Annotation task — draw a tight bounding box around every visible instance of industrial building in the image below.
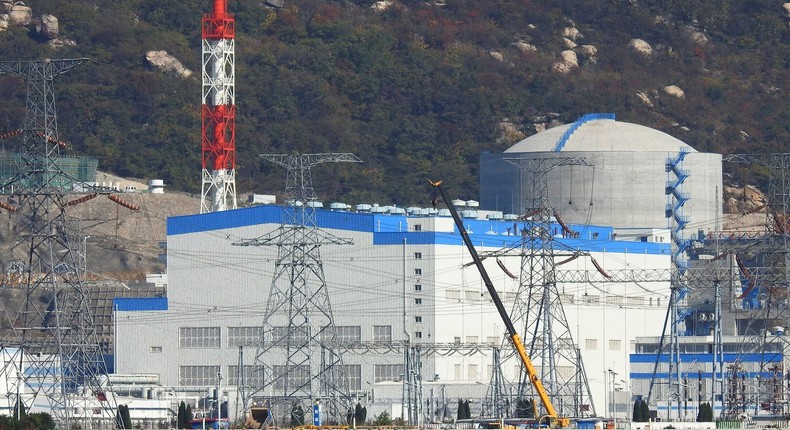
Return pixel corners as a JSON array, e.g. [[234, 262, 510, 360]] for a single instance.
[[115, 203, 673, 422]]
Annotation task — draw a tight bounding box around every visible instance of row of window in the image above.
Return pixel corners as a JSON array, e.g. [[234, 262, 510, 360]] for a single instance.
[[177, 325, 394, 349], [584, 338, 633, 351], [178, 363, 403, 388]]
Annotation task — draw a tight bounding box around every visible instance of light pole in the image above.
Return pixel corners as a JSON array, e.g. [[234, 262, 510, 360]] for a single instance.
[[608, 369, 618, 422], [83, 235, 90, 273]]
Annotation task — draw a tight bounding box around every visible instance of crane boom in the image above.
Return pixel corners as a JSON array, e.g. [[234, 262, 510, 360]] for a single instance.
[[429, 179, 570, 428]]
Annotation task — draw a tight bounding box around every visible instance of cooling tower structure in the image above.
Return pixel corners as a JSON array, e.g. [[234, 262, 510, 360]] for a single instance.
[[480, 114, 722, 232]]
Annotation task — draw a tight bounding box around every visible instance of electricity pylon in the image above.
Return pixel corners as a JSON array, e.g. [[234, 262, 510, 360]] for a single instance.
[[504, 156, 596, 418], [0, 59, 119, 428], [235, 153, 361, 424]]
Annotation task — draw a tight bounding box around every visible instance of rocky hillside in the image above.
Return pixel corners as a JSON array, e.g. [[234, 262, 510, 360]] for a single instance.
[[0, 0, 788, 206]]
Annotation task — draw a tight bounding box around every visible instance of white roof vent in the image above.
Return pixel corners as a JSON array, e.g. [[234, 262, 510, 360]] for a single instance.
[[503, 214, 519, 221], [437, 209, 452, 217], [451, 199, 466, 208], [307, 201, 324, 208], [356, 204, 372, 212], [148, 179, 165, 194], [465, 200, 479, 208], [330, 202, 348, 211]]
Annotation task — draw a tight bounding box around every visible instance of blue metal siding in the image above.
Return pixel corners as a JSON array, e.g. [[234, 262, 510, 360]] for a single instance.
[[630, 353, 781, 363], [167, 206, 670, 255], [114, 297, 168, 311]]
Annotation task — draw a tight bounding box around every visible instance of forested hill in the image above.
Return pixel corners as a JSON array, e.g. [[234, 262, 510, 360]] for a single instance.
[[0, 0, 787, 206]]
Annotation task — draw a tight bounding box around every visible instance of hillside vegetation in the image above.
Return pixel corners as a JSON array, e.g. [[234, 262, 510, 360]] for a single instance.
[[0, 0, 787, 205]]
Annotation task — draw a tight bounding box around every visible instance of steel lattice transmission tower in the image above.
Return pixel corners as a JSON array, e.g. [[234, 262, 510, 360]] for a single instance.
[[504, 156, 596, 419], [235, 153, 361, 424], [721, 153, 790, 417], [0, 59, 118, 427]]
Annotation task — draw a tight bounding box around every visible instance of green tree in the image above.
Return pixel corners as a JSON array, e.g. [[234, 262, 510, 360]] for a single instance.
[[515, 398, 534, 418], [185, 403, 193, 424], [372, 410, 392, 426], [116, 404, 132, 429], [697, 402, 713, 422], [640, 400, 650, 422], [177, 401, 186, 429], [354, 403, 366, 425], [291, 403, 305, 427], [632, 399, 643, 422]]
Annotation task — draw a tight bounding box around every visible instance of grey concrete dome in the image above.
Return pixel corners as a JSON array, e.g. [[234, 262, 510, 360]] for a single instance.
[[480, 114, 722, 231], [505, 117, 694, 153]]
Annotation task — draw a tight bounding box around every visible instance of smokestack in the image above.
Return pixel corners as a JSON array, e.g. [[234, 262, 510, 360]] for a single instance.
[[200, 0, 237, 213]]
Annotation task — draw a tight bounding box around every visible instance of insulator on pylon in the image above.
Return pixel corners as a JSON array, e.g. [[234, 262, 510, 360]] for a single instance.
[[107, 194, 140, 211], [591, 256, 612, 279], [557, 252, 581, 266], [0, 201, 17, 213], [35, 131, 68, 148], [66, 193, 98, 207], [0, 129, 22, 140], [496, 258, 518, 279]]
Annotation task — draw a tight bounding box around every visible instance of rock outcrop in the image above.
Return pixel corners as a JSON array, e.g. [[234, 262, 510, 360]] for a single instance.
[[629, 38, 653, 56], [8, 3, 31, 26], [514, 41, 537, 54], [145, 51, 193, 78], [33, 14, 58, 40], [663, 85, 685, 99]]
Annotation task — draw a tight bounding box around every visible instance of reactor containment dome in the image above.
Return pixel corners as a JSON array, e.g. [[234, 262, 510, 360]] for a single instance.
[[479, 114, 722, 230]]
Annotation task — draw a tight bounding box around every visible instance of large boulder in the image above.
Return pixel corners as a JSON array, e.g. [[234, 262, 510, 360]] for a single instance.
[[514, 41, 537, 54], [145, 51, 193, 78], [635, 91, 654, 108], [33, 14, 58, 40], [628, 38, 653, 56], [552, 50, 579, 74], [784, 3, 790, 18], [0, 14, 8, 32], [663, 85, 685, 99], [562, 27, 583, 41], [8, 3, 31, 26]]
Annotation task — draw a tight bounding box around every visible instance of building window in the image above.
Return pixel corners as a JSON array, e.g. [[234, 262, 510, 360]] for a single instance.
[[228, 326, 261, 348], [150, 346, 162, 353], [373, 325, 392, 342], [447, 290, 461, 300], [179, 327, 221, 349], [415, 298, 422, 305], [465, 290, 479, 301], [466, 336, 479, 343], [585, 338, 598, 350], [414, 284, 422, 291], [414, 268, 422, 275], [272, 365, 309, 390], [374, 364, 404, 382], [414, 252, 422, 259], [321, 326, 361, 343], [342, 364, 362, 391], [486, 336, 499, 345], [454, 336, 461, 344], [414, 224, 422, 232], [227, 365, 265, 387], [454, 364, 462, 380], [467, 364, 478, 381], [179, 365, 220, 386], [609, 339, 622, 351], [415, 331, 422, 338], [271, 326, 308, 343], [415, 316, 422, 323]]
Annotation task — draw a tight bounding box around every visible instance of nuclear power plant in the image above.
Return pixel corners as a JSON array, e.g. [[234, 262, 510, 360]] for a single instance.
[[0, 2, 789, 430]]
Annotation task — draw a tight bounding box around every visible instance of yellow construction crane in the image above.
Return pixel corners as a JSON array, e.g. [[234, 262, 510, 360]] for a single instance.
[[429, 179, 571, 428]]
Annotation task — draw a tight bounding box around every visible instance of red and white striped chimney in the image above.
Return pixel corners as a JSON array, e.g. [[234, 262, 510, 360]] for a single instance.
[[200, 0, 237, 213]]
